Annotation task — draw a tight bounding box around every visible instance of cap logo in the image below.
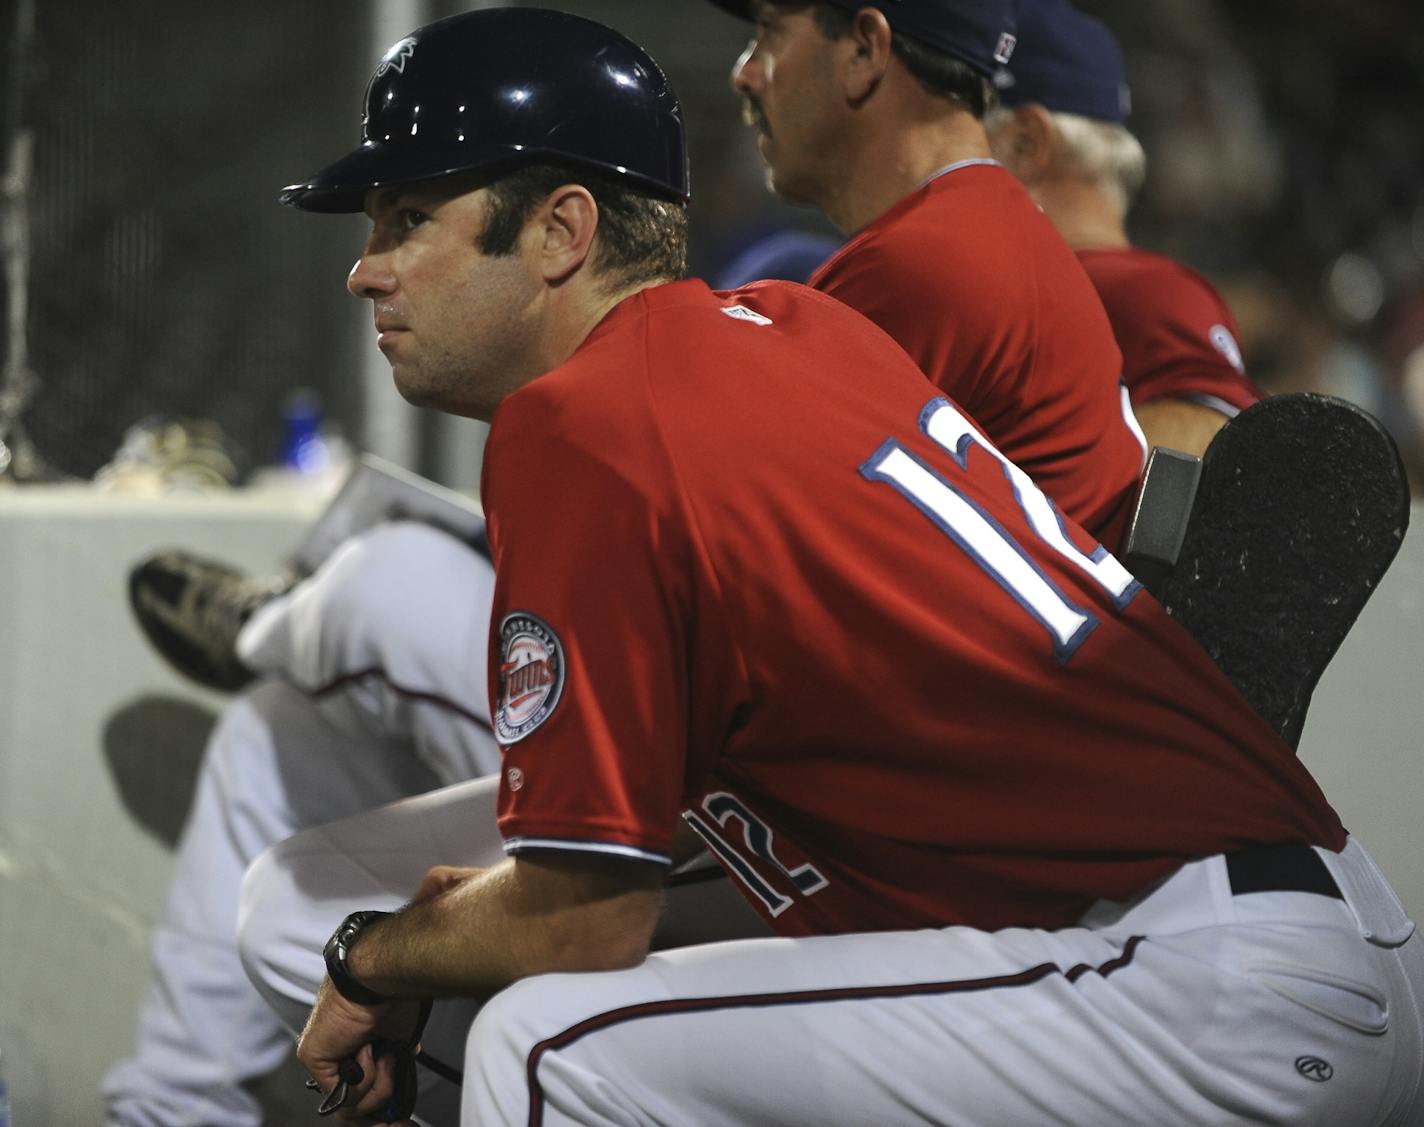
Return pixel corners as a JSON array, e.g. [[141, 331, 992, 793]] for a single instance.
[[994, 33, 1017, 65], [495, 612, 566, 743], [374, 37, 417, 78]]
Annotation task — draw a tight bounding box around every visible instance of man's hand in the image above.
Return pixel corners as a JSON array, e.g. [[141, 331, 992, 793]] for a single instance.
[[297, 977, 425, 1124]]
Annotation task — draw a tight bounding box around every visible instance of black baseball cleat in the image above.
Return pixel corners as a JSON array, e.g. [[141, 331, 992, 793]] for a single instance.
[[128, 550, 294, 692]]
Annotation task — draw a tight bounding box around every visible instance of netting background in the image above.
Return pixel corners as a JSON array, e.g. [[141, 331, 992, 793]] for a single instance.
[[8, 1, 371, 480], [4, 0, 1424, 486]]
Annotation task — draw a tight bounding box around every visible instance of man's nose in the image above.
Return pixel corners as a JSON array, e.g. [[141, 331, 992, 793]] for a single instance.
[[347, 250, 394, 300], [730, 41, 760, 96]]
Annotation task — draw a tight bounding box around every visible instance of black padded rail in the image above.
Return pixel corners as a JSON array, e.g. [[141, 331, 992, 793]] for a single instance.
[[1119, 446, 1203, 596], [1153, 393, 1409, 748]]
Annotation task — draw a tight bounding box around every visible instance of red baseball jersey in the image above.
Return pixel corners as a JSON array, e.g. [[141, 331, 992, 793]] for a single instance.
[[484, 278, 1343, 938], [1078, 246, 1265, 414], [809, 160, 1144, 547]]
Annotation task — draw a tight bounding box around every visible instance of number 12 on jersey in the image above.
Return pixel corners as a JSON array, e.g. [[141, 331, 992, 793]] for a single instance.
[[861, 397, 1139, 663]]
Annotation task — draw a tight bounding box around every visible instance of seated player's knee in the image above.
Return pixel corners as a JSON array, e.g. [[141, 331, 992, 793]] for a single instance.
[[304, 520, 489, 656], [325, 521, 474, 619]]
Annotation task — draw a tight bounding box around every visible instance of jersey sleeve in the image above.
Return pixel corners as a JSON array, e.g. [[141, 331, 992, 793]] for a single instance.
[[1100, 260, 1264, 414], [812, 239, 962, 383], [482, 382, 695, 866]]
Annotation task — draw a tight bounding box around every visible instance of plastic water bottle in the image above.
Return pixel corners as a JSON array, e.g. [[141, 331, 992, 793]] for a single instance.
[[250, 387, 352, 497], [280, 388, 332, 476]]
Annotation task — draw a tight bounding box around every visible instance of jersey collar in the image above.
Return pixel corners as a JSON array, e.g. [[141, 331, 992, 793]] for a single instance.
[[916, 157, 1003, 191]]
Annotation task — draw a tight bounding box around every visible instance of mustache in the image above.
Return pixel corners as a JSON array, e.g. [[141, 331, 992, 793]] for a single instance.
[[741, 97, 772, 137]]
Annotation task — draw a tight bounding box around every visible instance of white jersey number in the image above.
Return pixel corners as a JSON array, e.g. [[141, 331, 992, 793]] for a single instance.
[[860, 397, 1138, 662]]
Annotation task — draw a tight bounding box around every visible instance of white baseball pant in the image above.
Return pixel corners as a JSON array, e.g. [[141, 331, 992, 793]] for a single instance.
[[103, 521, 500, 1127], [239, 776, 1424, 1127]]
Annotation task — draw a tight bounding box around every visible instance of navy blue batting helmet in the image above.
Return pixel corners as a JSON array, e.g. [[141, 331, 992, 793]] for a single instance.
[[280, 7, 690, 212]]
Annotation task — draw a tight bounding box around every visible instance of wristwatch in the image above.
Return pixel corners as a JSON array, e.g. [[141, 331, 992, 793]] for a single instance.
[[323, 910, 391, 1006]]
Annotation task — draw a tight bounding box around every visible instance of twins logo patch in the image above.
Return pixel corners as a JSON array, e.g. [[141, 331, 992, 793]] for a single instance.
[[374, 37, 416, 78], [495, 612, 565, 743]]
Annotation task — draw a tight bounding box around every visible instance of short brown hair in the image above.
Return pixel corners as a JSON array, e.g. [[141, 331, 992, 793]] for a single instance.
[[477, 163, 688, 289]]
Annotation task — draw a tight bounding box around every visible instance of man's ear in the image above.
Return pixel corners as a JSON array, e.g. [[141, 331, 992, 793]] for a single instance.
[[842, 8, 893, 104], [1010, 104, 1058, 183], [530, 184, 599, 284]]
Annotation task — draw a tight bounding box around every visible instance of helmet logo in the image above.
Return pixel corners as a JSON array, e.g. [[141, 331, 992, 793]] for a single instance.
[[375, 37, 417, 78]]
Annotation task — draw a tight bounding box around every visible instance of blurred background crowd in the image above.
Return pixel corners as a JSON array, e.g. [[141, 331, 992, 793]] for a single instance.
[[2, 0, 1422, 493]]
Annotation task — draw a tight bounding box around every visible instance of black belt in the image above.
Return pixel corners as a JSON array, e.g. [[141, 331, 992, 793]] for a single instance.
[[1225, 842, 1342, 899]]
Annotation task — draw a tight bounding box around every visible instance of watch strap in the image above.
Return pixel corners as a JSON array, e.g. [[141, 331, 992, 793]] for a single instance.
[[323, 909, 392, 1006]]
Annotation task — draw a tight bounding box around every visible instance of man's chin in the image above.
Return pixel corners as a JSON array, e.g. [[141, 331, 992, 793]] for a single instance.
[[392, 373, 444, 409], [765, 167, 816, 208]]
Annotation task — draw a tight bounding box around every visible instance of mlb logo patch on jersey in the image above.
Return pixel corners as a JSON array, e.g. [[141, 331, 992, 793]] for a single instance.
[[495, 611, 565, 743], [720, 305, 773, 326]]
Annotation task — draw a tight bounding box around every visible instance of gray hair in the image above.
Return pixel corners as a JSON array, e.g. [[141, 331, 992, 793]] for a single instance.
[[988, 107, 1147, 213]]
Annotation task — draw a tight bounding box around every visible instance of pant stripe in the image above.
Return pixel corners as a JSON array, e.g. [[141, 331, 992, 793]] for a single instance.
[[522, 934, 1146, 1125], [305, 665, 494, 733]]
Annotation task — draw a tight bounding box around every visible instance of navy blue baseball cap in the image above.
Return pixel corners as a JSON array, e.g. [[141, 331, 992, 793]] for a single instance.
[[706, 1, 1018, 80], [992, 0, 1130, 123]]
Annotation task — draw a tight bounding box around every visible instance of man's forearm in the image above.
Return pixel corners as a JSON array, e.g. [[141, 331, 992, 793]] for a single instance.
[[1134, 395, 1231, 459], [346, 853, 664, 999]]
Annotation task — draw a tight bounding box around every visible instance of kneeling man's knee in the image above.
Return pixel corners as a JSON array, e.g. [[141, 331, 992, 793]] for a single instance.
[[463, 976, 579, 1122]]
